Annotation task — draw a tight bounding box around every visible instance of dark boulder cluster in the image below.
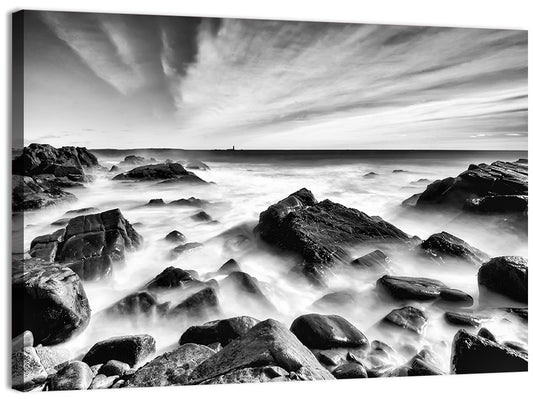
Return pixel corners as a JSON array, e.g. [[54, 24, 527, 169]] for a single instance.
[[12, 143, 99, 211], [28, 208, 143, 280], [113, 163, 208, 185]]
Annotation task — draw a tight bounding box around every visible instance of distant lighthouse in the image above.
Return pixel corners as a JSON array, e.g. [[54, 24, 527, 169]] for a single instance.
[[232, 145, 235, 151]]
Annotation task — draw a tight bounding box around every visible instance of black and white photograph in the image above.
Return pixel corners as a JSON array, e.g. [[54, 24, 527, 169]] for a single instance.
[[10, 6, 528, 393]]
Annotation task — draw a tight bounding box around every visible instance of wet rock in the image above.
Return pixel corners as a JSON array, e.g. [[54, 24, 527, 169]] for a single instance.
[[145, 267, 199, 291], [216, 259, 241, 275], [290, 314, 368, 350], [399, 350, 444, 376], [255, 188, 413, 283], [12, 262, 91, 345], [188, 319, 334, 383], [29, 228, 65, 262], [382, 306, 428, 334], [168, 287, 220, 318], [65, 207, 99, 215], [409, 160, 528, 212], [500, 307, 528, 321], [164, 230, 186, 243], [170, 242, 203, 258], [12, 347, 48, 391], [12, 330, 34, 352], [34, 345, 71, 375], [83, 335, 156, 367], [503, 341, 528, 355], [118, 155, 151, 166], [444, 311, 488, 327], [331, 361, 367, 379], [478, 256, 528, 303], [12, 175, 77, 211], [199, 366, 290, 384], [51, 218, 70, 227], [451, 329, 528, 374], [312, 290, 357, 309], [393, 169, 408, 173], [377, 275, 446, 301], [478, 327, 497, 342], [98, 360, 130, 377], [109, 165, 120, 173], [466, 194, 528, 213], [419, 231, 489, 265], [113, 163, 207, 184], [89, 374, 118, 389], [169, 197, 206, 207], [179, 316, 259, 347], [184, 159, 210, 170], [438, 288, 474, 307], [126, 343, 215, 387], [105, 291, 164, 316], [350, 250, 391, 270], [145, 198, 165, 206], [57, 209, 143, 280], [363, 172, 378, 178], [191, 211, 212, 222], [222, 271, 275, 311], [49, 361, 94, 390]]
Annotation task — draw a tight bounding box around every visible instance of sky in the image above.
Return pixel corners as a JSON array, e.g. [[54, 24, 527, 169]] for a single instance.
[[20, 10, 527, 150]]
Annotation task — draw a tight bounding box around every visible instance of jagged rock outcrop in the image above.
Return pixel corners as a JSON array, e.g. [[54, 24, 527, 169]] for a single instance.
[[419, 231, 489, 266], [113, 163, 207, 184], [478, 256, 528, 303]]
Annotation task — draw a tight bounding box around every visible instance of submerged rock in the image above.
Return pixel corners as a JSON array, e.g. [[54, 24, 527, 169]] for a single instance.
[[451, 329, 528, 374], [188, 319, 334, 383], [179, 316, 259, 347], [184, 159, 210, 170], [145, 198, 165, 206], [105, 291, 164, 316], [331, 361, 368, 379], [221, 271, 275, 311], [170, 242, 203, 258], [478, 256, 528, 303], [164, 230, 186, 243], [395, 350, 444, 376], [12, 262, 91, 345], [382, 306, 428, 334], [438, 288, 474, 307], [49, 361, 94, 391], [290, 314, 368, 350], [444, 311, 488, 327], [191, 211, 213, 222], [312, 290, 357, 309], [113, 163, 207, 184], [254, 188, 413, 283], [350, 249, 391, 270], [145, 267, 199, 291], [169, 197, 206, 207], [419, 231, 489, 266], [377, 275, 446, 301], [126, 343, 215, 387], [82, 335, 156, 367], [168, 287, 220, 318]]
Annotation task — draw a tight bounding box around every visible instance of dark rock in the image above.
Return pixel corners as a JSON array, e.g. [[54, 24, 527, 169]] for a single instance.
[[420, 232, 489, 265], [12, 262, 91, 345], [466, 195, 528, 213], [168, 287, 220, 318], [382, 306, 428, 334], [109, 165, 120, 173], [82, 335, 156, 367], [198, 366, 290, 384], [402, 193, 421, 207], [145, 267, 199, 291], [438, 288, 474, 307], [222, 271, 276, 311], [331, 362, 367, 379], [51, 218, 70, 227], [478, 327, 497, 342], [89, 374, 118, 389], [377, 275, 446, 301], [312, 290, 357, 309], [179, 316, 259, 347], [12, 330, 34, 352], [350, 250, 391, 270], [65, 207, 98, 215], [145, 198, 165, 206], [401, 350, 444, 376], [98, 360, 130, 377], [363, 172, 378, 178], [113, 163, 207, 184], [49, 361, 93, 390], [12, 175, 76, 211], [126, 343, 215, 387], [254, 189, 413, 283], [191, 211, 212, 222], [29, 228, 65, 262], [188, 319, 334, 383], [392, 169, 408, 173], [118, 155, 149, 166], [105, 291, 164, 316], [444, 311, 488, 327], [451, 329, 528, 374], [500, 307, 528, 321], [216, 258, 241, 275], [184, 160, 210, 170], [12, 347, 48, 391], [410, 160, 527, 212], [57, 209, 143, 280], [478, 256, 528, 303], [170, 242, 203, 258], [503, 341, 528, 355], [290, 314, 368, 350], [164, 230, 186, 243], [169, 197, 206, 207]]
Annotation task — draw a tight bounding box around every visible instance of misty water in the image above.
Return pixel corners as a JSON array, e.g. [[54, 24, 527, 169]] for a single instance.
[[21, 150, 528, 373]]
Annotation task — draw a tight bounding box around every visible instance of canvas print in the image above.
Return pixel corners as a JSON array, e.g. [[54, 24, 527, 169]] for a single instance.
[[11, 10, 528, 391]]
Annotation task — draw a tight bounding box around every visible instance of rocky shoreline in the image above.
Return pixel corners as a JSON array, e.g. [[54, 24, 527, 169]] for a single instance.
[[12, 144, 528, 391]]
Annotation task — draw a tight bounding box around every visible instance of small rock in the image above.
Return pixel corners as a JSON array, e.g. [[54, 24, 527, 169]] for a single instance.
[[89, 374, 118, 389], [164, 230, 186, 243], [444, 311, 488, 327], [191, 211, 212, 222], [49, 361, 93, 390], [478, 327, 497, 342], [145, 199, 165, 206], [420, 231, 489, 266], [382, 306, 428, 334], [438, 288, 474, 307], [82, 335, 156, 368], [377, 275, 446, 301], [98, 360, 130, 377], [332, 362, 367, 379], [179, 316, 259, 347]]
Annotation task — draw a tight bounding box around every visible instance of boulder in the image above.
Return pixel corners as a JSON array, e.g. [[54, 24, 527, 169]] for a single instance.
[[221, 271, 275, 311], [466, 195, 528, 213], [312, 290, 357, 309], [82, 335, 156, 367], [169, 197, 206, 207], [113, 163, 207, 184], [191, 211, 212, 222], [12, 175, 76, 211], [350, 249, 391, 270], [179, 316, 259, 347], [109, 165, 120, 173], [419, 232, 489, 266], [184, 160, 210, 170], [478, 327, 497, 342], [478, 256, 528, 303], [254, 189, 413, 282], [164, 230, 186, 243], [12, 262, 91, 345], [408, 160, 527, 212], [65, 207, 99, 215], [145, 198, 165, 206], [12, 347, 48, 391], [290, 314, 368, 350], [170, 242, 203, 258], [105, 291, 165, 316], [377, 275, 446, 301], [49, 361, 94, 390], [29, 228, 65, 262], [199, 366, 290, 384], [145, 267, 199, 291], [438, 288, 474, 307], [444, 311, 488, 327], [56, 209, 143, 280], [188, 319, 334, 383], [168, 287, 220, 318], [382, 306, 428, 334], [126, 344, 215, 387], [451, 329, 528, 374], [98, 360, 130, 377], [331, 362, 368, 379], [397, 350, 444, 376], [118, 155, 150, 166]]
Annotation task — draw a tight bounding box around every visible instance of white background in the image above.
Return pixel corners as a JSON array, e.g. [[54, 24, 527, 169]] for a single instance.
[[1, 0, 531, 397]]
